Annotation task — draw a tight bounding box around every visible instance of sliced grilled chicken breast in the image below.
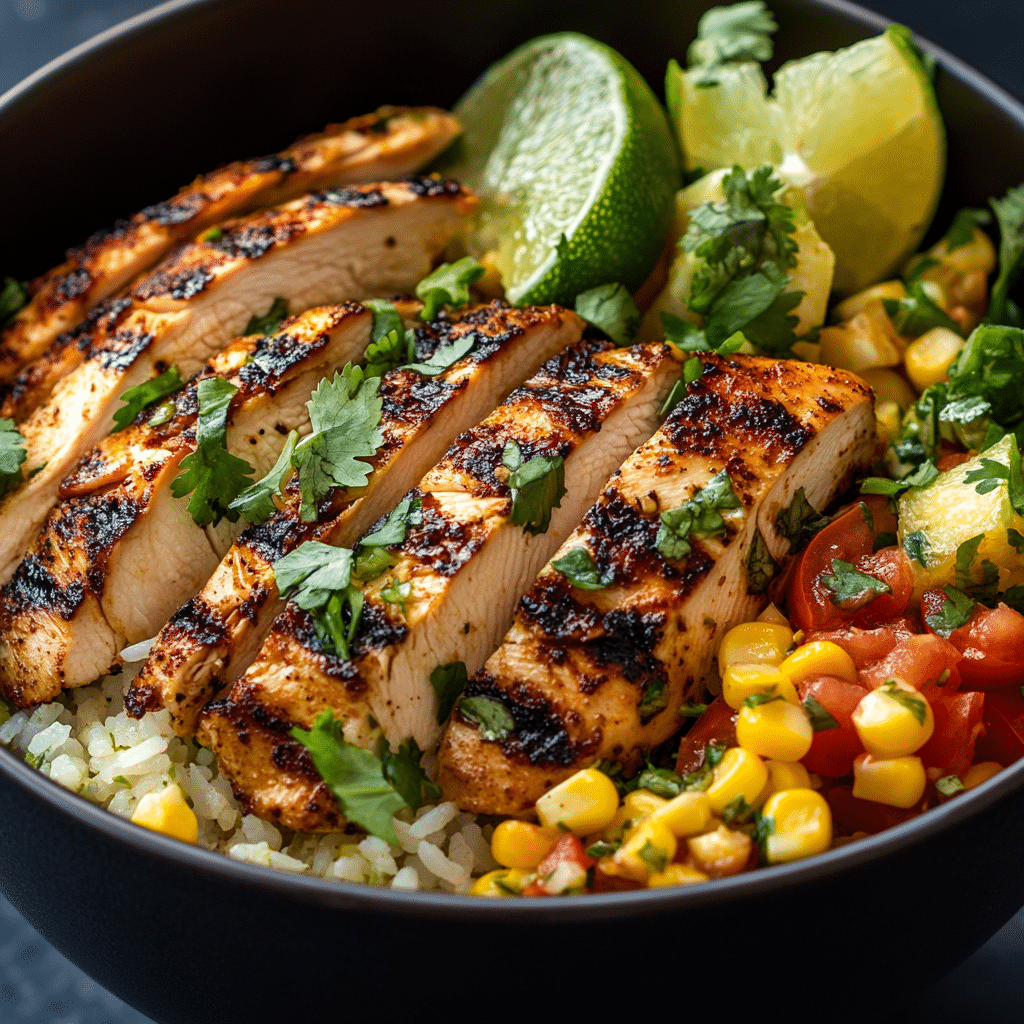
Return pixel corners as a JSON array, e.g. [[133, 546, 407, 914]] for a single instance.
[[129, 302, 586, 736], [436, 354, 875, 816], [0, 179, 474, 583], [0, 305, 377, 709], [198, 342, 682, 831], [0, 107, 459, 386]]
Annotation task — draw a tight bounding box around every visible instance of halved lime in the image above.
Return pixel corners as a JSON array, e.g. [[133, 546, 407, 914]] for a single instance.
[[668, 26, 945, 294], [446, 33, 680, 306]]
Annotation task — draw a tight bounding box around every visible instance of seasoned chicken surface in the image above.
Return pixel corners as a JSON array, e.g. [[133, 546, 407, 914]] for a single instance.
[[0, 179, 475, 583], [128, 302, 585, 736], [0, 305, 376, 709], [197, 341, 682, 831], [0, 107, 460, 388], [435, 354, 875, 816]]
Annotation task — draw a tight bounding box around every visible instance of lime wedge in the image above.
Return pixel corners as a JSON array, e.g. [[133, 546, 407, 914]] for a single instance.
[[446, 33, 680, 306], [668, 26, 945, 294]]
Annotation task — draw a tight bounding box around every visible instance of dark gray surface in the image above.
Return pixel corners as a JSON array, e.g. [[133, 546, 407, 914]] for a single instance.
[[1, 1, 1023, 1022]]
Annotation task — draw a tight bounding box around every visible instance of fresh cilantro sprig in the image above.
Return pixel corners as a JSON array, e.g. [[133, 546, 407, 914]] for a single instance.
[[430, 661, 468, 725], [457, 694, 515, 741], [243, 297, 289, 337], [170, 377, 254, 527], [112, 366, 184, 433], [682, 1, 777, 85], [292, 366, 384, 522], [273, 541, 364, 659], [954, 534, 999, 604], [775, 487, 829, 547], [924, 585, 975, 638], [380, 577, 412, 614], [416, 257, 485, 321], [228, 431, 298, 525], [820, 559, 890, 609], [363, 299, 416, 377], [638, 678, 668, 721], [575, 283, 641, 347], [379, 735, 442, 811], [353, 497, 423, 581], [656, 468, 741, 560], [747, 529, 778, 594], [903, 530, 931, 567], [0, 418, 27, 497], [403, 333, 476, 376], [860, 461, 939, 500], [0, 277, 29, 327], [502, 440, 566, 536], [883, 281, 963, 339], [290, 710, 404, 843], [551, 547, 611, 590]]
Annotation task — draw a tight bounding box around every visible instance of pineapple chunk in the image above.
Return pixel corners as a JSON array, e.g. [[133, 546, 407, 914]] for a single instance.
[[897, 434, 1024, 596]]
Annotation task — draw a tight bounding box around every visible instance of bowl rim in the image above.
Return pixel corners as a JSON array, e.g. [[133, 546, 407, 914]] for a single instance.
[[2, 0, 1024, 923]]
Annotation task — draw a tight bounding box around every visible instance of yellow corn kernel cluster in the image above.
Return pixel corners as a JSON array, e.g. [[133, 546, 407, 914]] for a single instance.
[[718, 621, 793, 671], [130, 783, 198, 844], [736, 698, 813, 762], [853, 753, 927, 808], [722, 664, 800, 710], [761, 788, 832, 864], [470, 868, 531, 898], [852, 682, 934, 759], [779, 640, 858, 686], [491, 820, 558, 869], [535, 766, 619, 833], [706, 746, 769, 813]]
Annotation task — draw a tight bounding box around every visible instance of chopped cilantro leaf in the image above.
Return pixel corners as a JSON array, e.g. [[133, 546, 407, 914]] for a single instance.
[[379, 577, 411, 614], [292, 366, 384, 522], [802, 695, 839, 732], [746, 529, 778, 594], [635, 766, 685, 798], [0, 277, 29, 327], [575, 282, 641, 346], [416, 257, 485, 321], [924, 585, 975, 638], [679, 702, 709, 718], [944, 207, 991, 253], [170, 377, 254, 527], [638, 678, 669, 721], [657, 468, 741, 560], [586, 840, 620, 858], [430, 661, 468, 725], [551, 547, 611, 590], [775, 487, 829, 546], [363, 299, 415, 377], [903, 529, 930, 567], [0, 418, 27, 496], [861, 461, 939, 499], [987, 182, 1024, 326], [821, 559, 890, 609], [147, 401, 176, 428], [502, 440, 566, 536], [637, 839, 669, 872], [880, 682, 928, 726], [402, 332, 476, 377], [742, 692, 783, 708], [722, 793, 753, 824], [1008, 527, 1024, 554], [705, 740, 727, 768], [882, 281, 963, 338], [243, 297, 289, 337], [290, 710, 404, 843], [352, 546, 397, 582], [685, 1, 777, 85], [954, 534, 999, 604], [360, 497, 423, 550], [228, 430, 297, 525], [458, 694, 515, 741], [935, 774, 965, 796], [378, 735, 441, 811], [112, 367, 185, 432]]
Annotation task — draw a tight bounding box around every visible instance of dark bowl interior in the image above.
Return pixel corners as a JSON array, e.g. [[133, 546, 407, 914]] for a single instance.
[[3, 2, 1024, 1022]]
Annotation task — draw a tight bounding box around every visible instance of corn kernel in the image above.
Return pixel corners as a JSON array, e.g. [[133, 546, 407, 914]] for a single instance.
[[819, 300, 903, 373], [687, 824, 752, 877], [610, 818, 678, 882], [779, 640, 859, 686], [761, 788, 833, 864], [469, 868, 531, 897], [490, 820, 559, 869], [130, 783, 198, 844], [535, 767, 620, 834], [764, 759, 813, 794], [650, 791, 712, 838], [736, 698, 813, 762], [833, 281, 907, 321], [936, 227, 997, 276], [904, 326, 965, 393], [647, 863, 710, 888], [718, 622, 794, 671], [875, 400, 904, 445], [852, 753, 927, 808], [706, 746, 769, 814], [858, 368, 917, 410], [622, 788, 668, 822], [599, 803, 633, 843], [852, 682, 934, 759], [963, 761, 1003, 789], [721, 664, 800, 711]]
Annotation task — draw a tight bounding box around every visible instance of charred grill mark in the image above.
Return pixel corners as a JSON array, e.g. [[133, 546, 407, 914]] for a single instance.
[[377, 372, 461, 439], [583, 493, 667, 584], [161, 596, 230, 650], [209, 219, 304, 261], [278, 605, 373, 680], [312, 186, 388, 209], [403, 176, 466, 199], [587, 609, 668, 685], [140, 193, 209, 227], [251, 154, 297, 176], [271, 740, 321, 778], [517, 574, 601, 641], [93, 326, 155, 372], [53, 267, 92, 303], [132, 263, 215, 302], [241, 514, 307, 565], [4, 554, 85, 620], [124, 684, 162, 717], [394, 492, 488, 577], [724, 394, 812, 453]]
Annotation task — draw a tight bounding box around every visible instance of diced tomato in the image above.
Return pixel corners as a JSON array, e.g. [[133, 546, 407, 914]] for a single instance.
[[805, 619, 918, 669], [797, 675, 868, 777], [675, 696, 737, 773], [858, 633, 962, 690], [936, 602, 1024, 690], [917, 688, 985, 779], [974, 687, 1024, 766], [825, 784, 918, 836], [847, 547, 915, 628], [521, 833, 595, 897]]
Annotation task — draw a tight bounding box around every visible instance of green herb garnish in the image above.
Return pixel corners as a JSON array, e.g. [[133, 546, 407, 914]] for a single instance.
[[457, 695, 515, 741], [0, 277, 29, 327], [243, 297, 289, 337], [820, 559, 890, 609], [551, 547, 610, 590], [0, 418, 27, 497], [416, 257, 485, 321], [112, 366, 184, 432], [228, 430, 298, 525], [378, 735, 442, 811], [575, 282, 641, 346], [657, 468, 741, 560], [746, 529, 778, 594], [502, 440, 566, 536], [430, 661, 468, 725]]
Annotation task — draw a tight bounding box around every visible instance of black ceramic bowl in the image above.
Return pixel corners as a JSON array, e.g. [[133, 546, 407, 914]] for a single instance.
[[3, 2, 1024, 1022]]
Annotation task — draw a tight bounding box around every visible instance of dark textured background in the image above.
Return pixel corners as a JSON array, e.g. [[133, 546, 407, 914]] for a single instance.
[[1, 1, 1023, 1022]]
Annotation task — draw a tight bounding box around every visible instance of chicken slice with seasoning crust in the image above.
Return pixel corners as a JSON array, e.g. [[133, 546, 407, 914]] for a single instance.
[[128, 301, 586, 736], [198, 341, 683, 831], [435, 354, 875, 817], [0, 178, 475, 583], [0, 304, 381, 709], [0, 107, 460, 388]]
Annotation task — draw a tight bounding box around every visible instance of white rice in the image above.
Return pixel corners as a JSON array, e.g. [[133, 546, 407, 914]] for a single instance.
[[0, 670, 498, 892]]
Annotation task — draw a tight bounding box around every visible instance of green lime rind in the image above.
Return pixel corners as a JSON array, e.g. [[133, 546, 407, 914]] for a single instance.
[[450, 33, 681, 307]]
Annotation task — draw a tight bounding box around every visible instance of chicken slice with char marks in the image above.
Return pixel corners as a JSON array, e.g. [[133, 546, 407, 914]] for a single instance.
[[0, 178, 475, 583], [435, 354, 875, 817], [0, 304, 380, 709], [198, 341, 683, 831], [128, 301, 585, 736], [0, 106, 460, 389]]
